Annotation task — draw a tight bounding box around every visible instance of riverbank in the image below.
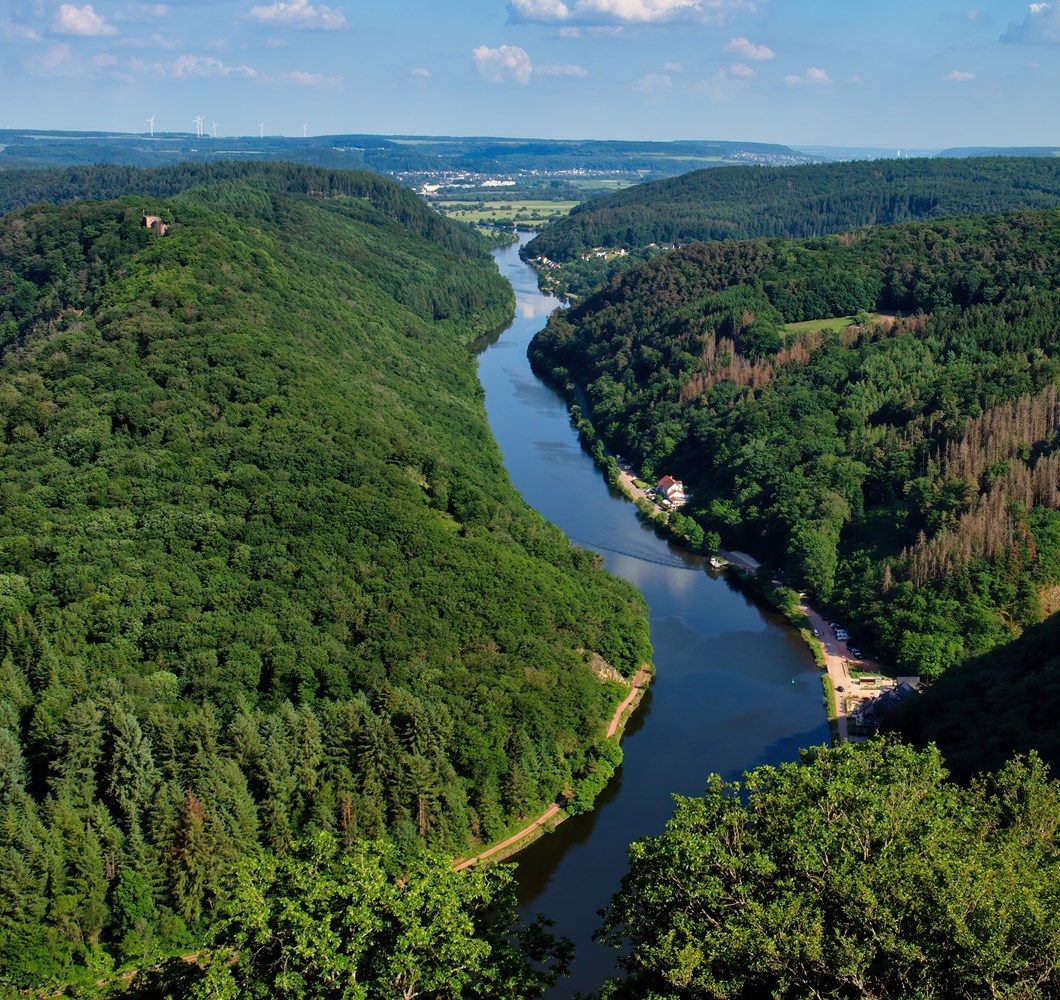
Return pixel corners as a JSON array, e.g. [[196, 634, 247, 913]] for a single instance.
[[486, 237, 832, 997], [454, 666, 652, 871], [607, 463, 863, 741]]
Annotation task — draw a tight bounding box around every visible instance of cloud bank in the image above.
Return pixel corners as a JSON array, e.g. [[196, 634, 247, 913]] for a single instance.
[[248, 0, 346, 29], [1002, 2, 1060, 43], [473, 44, 534, 83], [784, 66, 831, 85], [723, 36, 774, 60], [509, 0, 755, 26], [54, 4, 118, 36]]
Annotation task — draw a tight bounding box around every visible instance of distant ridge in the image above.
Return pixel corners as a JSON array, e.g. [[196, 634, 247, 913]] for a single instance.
[[0, 128, 815, 179], [937, 146, 1060, 157], [524, 156, 1060, 263]]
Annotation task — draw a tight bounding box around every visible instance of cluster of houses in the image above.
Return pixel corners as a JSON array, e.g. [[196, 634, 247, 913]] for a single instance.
[[579, 247, 628, 260], [654, 475, 688, 508]]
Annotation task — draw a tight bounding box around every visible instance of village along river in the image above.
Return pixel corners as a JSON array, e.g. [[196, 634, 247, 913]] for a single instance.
[[478, 236, 830, 998]]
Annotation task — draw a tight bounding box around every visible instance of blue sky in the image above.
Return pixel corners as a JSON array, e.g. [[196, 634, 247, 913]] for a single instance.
[[1, 0, 1057, 147]]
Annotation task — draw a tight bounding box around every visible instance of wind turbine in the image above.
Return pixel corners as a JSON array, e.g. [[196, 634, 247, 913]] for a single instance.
[[146, 115, 155, 137], [258, 122, 264, 138], [192, 114, 205, 138], [212, 121, 219, 138], [302, 122, 308, 138]]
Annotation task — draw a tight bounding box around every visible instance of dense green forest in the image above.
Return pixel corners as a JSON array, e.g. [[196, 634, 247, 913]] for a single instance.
[[888, 607, 1060, 781], [0, 162, 651, 988], [524, 157, 1060, 299], [595, 738, 1060, 999], [530, 208, 1060, 677]]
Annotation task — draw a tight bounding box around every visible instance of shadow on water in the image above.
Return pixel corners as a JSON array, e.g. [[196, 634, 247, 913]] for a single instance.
[[480, 236, 830, 999]]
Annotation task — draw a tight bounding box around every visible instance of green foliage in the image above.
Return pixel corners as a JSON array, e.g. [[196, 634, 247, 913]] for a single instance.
[[890, 607, 1060, 780], [530, 207, 1060, 673], [598, 738, 1060, 999], [135, 832, 570, 999], [526, 156, 1060, 265], [0, 163, 652, 982]]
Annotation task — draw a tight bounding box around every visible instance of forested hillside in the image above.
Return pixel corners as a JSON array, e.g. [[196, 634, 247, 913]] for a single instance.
[[0, 163, 651, 987], [595, 738, 1060, 999], [530, 208, 1060, 677], [889, 608, 1060, 780], [524, 157, 1060, 299]]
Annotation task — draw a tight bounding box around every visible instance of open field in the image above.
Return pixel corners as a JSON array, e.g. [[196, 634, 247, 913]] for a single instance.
[[434, 199, 580, 226], [783, 313, 887, 335], [568, 178, 634, 191]]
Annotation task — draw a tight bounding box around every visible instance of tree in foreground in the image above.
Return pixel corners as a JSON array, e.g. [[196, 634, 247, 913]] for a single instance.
[[135, 832, 569, 999], [597, 737, 1060, 999]]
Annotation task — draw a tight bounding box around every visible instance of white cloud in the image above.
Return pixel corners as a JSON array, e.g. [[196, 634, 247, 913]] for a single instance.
[[785, 66, 831, 85], [556, 24, 624, 35], [284, 69, 342, 86], [114, 4, 170, 21], [511, 0, 572, 18], [41, 42, 73, 69], [116, 32, 179, 48], [664, 61, 684, 72], [944, 69, 975, 81], [92, 52, 119, 65], [724, 36, 773, 60], [729, 61, 754, 77], [637, 71, 671, 92], [702, 65, 748, 100], [473, 44, 534, 83], [966, 8, 979, 19], [536, 62, 588, 76], [1, 20, 41, 41], [1002, 1, 1060, 42], [510, 0, 755, 26], [411, 66, 431, 77], [53, 4, 118, 36], [172, 53, 261, 77], [248, 0, 346, 30]]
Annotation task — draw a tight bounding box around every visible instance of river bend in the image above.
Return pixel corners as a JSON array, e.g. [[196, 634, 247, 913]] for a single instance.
[[478, 237, 830, 997]]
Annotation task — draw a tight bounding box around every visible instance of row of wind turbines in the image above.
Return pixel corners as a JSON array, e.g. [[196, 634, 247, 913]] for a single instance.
[[145, 116, 310, 139]]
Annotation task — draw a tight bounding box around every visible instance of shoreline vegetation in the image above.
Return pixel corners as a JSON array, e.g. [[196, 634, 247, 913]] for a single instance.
[[547, 376, 855, 740], [454, 666, 652, 870]]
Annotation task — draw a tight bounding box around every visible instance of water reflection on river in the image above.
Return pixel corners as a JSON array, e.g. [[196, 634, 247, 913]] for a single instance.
[[478, 237, 830, 998]]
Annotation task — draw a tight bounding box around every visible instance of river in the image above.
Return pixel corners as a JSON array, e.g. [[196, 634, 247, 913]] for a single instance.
[[477, 236, 830, 998]]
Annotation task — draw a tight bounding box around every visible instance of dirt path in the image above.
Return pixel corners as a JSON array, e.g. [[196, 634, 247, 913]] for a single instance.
[[453, 803, 563, 871], [455, 666, 651, 870], [798, 601, 851, 743], [607, 666, 650, 737]]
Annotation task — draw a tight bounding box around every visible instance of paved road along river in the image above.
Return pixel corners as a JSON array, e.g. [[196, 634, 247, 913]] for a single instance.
[[477, 236, 831, 998]]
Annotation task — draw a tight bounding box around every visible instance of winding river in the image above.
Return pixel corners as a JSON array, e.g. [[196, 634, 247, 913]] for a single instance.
[[478, 236, 830, 998]]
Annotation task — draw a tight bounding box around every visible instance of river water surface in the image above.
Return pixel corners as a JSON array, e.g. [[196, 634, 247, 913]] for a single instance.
[[478, 237, 830, 998]]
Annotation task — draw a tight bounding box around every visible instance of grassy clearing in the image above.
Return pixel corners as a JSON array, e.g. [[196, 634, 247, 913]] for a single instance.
[[568, 179, 633, 191], [784, 315, 858, 335], [435, 199, 579, 226], [783, 312, 892, 336]]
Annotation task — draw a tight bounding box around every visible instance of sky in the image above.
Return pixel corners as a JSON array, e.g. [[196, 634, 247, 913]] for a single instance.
[[1, 0, 1057, 148]]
